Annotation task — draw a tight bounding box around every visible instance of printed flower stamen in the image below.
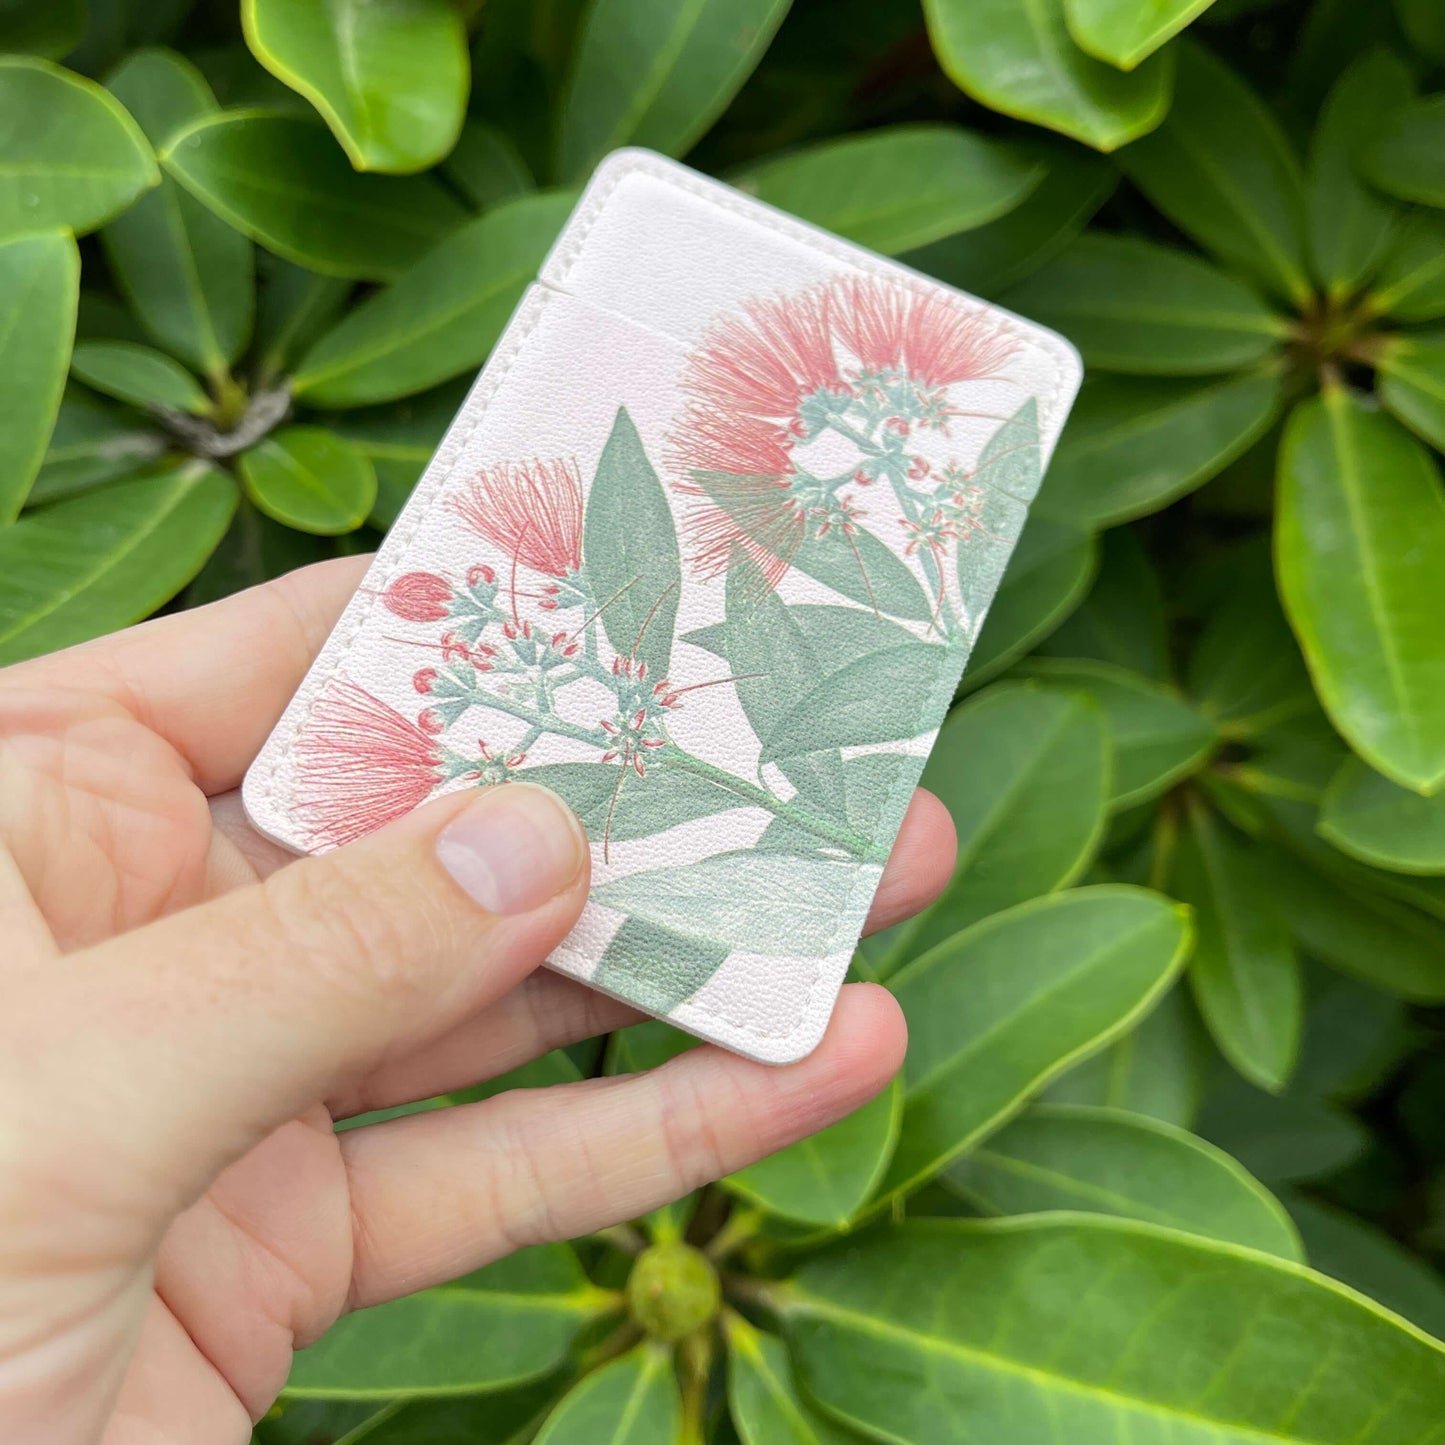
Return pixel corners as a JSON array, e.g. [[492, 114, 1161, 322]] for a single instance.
[[451, 457, 584, 579]]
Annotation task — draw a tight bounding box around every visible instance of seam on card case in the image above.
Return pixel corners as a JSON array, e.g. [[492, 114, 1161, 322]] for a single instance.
[[253, 154, 1073, 1053]]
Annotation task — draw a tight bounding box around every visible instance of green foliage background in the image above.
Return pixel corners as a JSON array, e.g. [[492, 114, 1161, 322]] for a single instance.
[[2, 0, 1445, 1439]]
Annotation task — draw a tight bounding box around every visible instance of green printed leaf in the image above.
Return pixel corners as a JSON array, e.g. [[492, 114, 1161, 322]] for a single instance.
[[881, 886, 1191, 1198], [1064, 0, 1218, 70], [782, 505, 933, 621], [162, 111, 467, 280], [1001, 233, 1288, 376], [1321, 756, 1445, 874], [591, 851, 873, 958], [583, 406, 681, 677], [725, 1316, 853, 1445], [0, 461, 237, 665], [787, 1216, 1445, 1444], [879, 683, 1110, 975], [1288, 1195, 1445, 1341], [1038, 528, 1169, 679], [1306, 50, 1412, 300], [292, 191, 573, 406], [945, 1103, 1301, 1258], [1364, 95, 1445, 209], [1172, 799, 1302, 1091], [1197, 1074, 1369, 1185], [520, 762, 744, 847], [1119, 42, 1311, 306], [0, 231, 78, 523], [26, 391, 166, 509], [971, 398, 1044, 505], [242, 0, 467, 173], [443, 118, 535, 212], [1017, 658, 1217, 808], [591, 916, 730, 1017], [533, 1345, 679, 1445], [557, 0, 792, 180], [1377, 331, 1445, 454], [727, 1077, 902, 1228], [1368, 211, 1445, 321], [962, 515, 1097, 690], [1041, 983, 1210, 1128], [904, 144, 1116, 296], [238, 425, 376, 535], [70, 340, 210, 415], [1275, 387, 1445, 794], [759, 641, 954, 761], [0, 57, 158, 241], [922, 0, 1173, 152], [735, 124, 1042, 255], [1037, 370, 1285, 528], [102, 48, 254, 379], [286, 1245, 618, 1398]]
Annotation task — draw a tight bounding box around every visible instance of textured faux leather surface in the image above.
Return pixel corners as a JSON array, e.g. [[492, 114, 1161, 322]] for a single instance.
[[243, 150, 1082, 1063]]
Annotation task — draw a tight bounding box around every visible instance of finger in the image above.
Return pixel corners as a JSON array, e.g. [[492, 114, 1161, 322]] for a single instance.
[[4, 555, 369, 795], [334, 983, 906, 1312], [329, 789, 951, 1118], [5, 783, 589, 1230]]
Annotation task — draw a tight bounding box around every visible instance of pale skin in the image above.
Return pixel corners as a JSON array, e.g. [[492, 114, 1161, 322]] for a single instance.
[[0, 555, 955, 1444]]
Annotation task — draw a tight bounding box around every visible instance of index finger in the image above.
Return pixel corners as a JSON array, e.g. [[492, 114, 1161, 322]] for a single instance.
[[3, 554, 369, 795]]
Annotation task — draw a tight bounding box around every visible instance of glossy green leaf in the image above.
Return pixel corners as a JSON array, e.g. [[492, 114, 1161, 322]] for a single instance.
[[1291, 967, 1411, 1102], [1368, 211, 1445, 321], [1017, 658, 1217, 808], [242, 0, 467, 173], [1256, 844, 1445, 1002], [238, 425, 376, 535], [787, 1216, 1445, 1443], [1276, 387, 1445, 794], [1364, 95, 1445, 209], [904, 144, 1116, 297], [70, 339, 210, 415], [1119, 43, 1311, 306], [961, 516, 1097, 690], [291, 190, 572, 406], [1064, 0, 1218, 69], [1306, 50, 1412, 300], [0, 0, 84, 58], [184, 501, 334, 608], [1172, 800, 1301, 1091], [26, 391, 166, 509], [583, 406, 680, 677], [0, 461, 236, 665], [251, 251, 353, 386], [1321, 756, 1445, 875], [1037, 369, 1285, 528], [285, 1245, 618, 1398], [1038, 529, 1169, 679], [1377, 331, 1445, 454], [1001, 233, 1288, 376], [102, 49, 254, 380], [533, 1345, 679, 1445], [1197, 1074, 1369, 1184], [0, 230, 78, 524], [557, 0, 792, 180], [879, 684, 1110, 974], [1040, 982, 1210, 1128], [319, 1374, 568, 1444], [735, 125, 1042, 256], [945, 1103, 1301, 1258], [0, 57, 158, 241], [881, 886, 1191, 1198], [726, 1077, 901, 1228], [1289, 1194, 1445, 1341], [922, 0, 1173, 152], [725, 1315, 852, 1445], [443, 118, 535, 212], [162, 111, 467, 281]]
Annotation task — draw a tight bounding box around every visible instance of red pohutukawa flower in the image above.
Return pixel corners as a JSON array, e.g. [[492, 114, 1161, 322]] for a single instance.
[[382, 570, 453, 622], [293, 679, 444, 850], [450, 457, 584, 578]]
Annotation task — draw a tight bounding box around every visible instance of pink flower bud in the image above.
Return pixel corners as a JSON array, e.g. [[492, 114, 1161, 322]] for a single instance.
[[418, 708, 445, 736], [383, 571, 453, 622], [413, 667, 438, 695], [467, 563, 496, 587]]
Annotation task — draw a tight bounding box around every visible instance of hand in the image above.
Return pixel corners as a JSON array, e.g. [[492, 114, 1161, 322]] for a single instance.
[[0, 557, 954, 1444]]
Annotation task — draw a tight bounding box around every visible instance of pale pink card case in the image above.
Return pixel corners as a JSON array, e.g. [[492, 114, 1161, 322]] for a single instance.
[[243, 149, 1082, 1064]]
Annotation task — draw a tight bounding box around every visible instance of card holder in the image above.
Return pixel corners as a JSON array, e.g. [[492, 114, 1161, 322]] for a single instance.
[[244, 149, 1081, 1063]]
